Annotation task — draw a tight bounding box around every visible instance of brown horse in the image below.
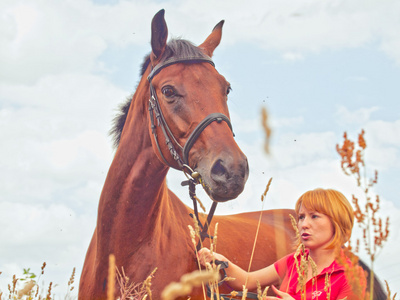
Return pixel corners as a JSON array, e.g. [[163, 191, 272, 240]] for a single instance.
[[78, 9, 302, 299]]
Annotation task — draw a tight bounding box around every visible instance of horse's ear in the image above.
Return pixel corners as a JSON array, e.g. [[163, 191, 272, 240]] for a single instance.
[[199, 20, 224, 57], [151, 9, 168, 65]]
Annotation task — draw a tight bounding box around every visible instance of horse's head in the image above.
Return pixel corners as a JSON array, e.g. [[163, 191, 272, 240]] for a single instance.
[[147, 10, 249, 202]]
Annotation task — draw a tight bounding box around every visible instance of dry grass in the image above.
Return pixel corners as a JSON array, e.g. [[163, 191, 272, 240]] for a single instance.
[[0, 262, 72, 300], [2, 125, 397, 300], [337, 130, 392, 299]]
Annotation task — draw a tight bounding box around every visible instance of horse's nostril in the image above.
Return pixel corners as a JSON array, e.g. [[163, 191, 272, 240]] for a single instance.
[[211, 159, 228, 181]]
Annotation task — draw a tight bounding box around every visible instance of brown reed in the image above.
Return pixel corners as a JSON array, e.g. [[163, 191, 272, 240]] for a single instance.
[[17, 280, 35, 299], [189, 217, 208, 299], [385, 280, 397, 300], [46, 282, 53, 300], [244, 178, 273, 292], [115, 267, 147, 300], [256, 280, 269, 300], [67, 267, 75, 292], [160, 269, 219, 300], [324, 272, 331, 300], [261, 107, 272, 155], [336, 250, 367, 299], [108, 254, 116, 300], [288, 215, 320, 300], [337, 130, 391, 299]]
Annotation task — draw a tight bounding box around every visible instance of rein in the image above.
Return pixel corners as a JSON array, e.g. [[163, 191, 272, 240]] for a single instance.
[[148, 56, 260, 300], [147, 55, 234, 250], [148, 57, 260, 300]]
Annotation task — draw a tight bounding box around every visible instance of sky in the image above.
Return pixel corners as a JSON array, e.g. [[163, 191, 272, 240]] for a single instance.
[[1, 0, 399, 297]]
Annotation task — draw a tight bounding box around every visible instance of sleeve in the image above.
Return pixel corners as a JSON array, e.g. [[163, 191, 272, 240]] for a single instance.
[[273, 253, 293, 279]]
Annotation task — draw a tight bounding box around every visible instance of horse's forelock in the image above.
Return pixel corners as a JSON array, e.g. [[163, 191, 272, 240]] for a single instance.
[[110, 39, 207, 149], [162, 39, 209, 62]]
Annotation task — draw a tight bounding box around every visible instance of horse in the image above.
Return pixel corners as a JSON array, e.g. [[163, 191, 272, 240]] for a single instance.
[[79, 9, 386, 300], [78, 9, 294, 299]]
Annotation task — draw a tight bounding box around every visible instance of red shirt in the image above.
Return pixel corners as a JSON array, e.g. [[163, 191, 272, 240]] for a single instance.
[[274, 251, 365, 300]]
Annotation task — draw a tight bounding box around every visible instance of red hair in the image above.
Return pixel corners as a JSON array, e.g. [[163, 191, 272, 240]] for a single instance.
[[295, 188, 354, 250]]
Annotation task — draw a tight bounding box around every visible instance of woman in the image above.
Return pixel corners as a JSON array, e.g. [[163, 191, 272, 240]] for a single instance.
[[198, 188, 366, 299]]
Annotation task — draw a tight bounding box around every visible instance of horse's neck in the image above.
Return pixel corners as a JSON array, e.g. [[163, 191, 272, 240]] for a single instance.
[[96, 97, 190, 255]]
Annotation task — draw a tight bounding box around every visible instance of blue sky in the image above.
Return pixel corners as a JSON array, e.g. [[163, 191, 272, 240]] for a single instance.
[[1, 0, 399, 297]]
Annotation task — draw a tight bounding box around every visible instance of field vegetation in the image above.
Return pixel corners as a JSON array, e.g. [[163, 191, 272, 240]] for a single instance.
[[0, 111, 396, 299]]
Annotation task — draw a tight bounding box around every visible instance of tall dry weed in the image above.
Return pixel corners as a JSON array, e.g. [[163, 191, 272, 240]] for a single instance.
[[0, 262, 63, 300], [337, 130, 392, 299]]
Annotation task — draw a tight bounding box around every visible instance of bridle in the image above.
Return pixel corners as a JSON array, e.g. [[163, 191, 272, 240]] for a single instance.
[[147, 55, 234, 251], [147, 56, 233, 172], [148, 56, 258, 300]]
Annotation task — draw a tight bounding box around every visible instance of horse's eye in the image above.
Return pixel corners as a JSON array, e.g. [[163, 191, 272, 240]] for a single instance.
[[162, 86, 176, 98], [226, 86, 232, 95]]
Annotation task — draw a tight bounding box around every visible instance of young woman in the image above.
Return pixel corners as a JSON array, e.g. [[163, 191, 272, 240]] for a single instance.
[[198, 188, 366, 300]]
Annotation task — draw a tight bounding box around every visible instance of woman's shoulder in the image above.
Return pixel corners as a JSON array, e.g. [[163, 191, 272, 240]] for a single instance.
[[333, 250, 367, 299]]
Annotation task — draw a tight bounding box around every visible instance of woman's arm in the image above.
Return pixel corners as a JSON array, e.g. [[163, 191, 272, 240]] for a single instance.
[[197, 248, 281, 291]]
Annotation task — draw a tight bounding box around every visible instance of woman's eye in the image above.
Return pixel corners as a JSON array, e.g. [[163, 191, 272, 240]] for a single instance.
[[162, 86, 176, 98]]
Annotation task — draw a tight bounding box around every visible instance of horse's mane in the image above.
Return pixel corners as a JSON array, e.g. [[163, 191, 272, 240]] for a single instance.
[[110, 39, 210, 149]]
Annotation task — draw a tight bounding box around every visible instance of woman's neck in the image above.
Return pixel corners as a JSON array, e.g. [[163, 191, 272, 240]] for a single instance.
[[308, 247, 336, 273]]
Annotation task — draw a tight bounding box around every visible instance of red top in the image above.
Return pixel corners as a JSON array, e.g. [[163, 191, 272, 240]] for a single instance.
[[274, 251, 366, 300]]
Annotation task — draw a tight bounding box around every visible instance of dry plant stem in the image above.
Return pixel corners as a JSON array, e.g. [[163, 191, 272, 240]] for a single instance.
[[66, 267, 76, 298], [46, 282, 53, 300], [161, 269, 219, 300], [17, 280, 35, 299], [142, 268, 157, 300], [256, 281, 269, 300], [189, 219, 207, 299], [289, 215, 319, 299], [337, 130, 390, 299], [210, 223, 220, 300], [241, 286, 247, 300], [385, 280, 397, 300], [244, 178, 272, 290], [115, 267, 146, 300], [261, 107, 272, 155], [108, 254, 116, 300]]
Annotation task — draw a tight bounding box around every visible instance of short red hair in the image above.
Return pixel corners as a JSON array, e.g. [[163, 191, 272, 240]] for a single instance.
[[295, 188, 354, 250]]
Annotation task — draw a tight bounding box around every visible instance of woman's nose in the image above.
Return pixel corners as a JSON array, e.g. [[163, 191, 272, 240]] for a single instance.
[[300, 218, 310, 228]]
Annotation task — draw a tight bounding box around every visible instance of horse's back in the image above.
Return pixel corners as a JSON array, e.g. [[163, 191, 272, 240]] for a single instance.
[[208, 209, 296, 270]]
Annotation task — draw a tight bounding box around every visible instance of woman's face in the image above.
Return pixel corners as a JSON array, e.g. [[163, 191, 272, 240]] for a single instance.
[[298, 205, 334, 251]]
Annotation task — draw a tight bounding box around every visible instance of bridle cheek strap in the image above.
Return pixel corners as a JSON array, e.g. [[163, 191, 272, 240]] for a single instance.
[[147, 58, 234, 172], [148, 57, 236, 270]]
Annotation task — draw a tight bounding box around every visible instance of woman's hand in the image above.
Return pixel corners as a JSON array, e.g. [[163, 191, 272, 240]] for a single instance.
[[264, 285, 295, 300], [197, 247, 227, 266]]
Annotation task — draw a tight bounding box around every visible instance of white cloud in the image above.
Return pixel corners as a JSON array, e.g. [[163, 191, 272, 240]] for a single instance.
[[0, 201, 95, 294], [364, 120, 400, 170], [345, 76, 369, 82], [48, 130, 111, 168], [2, 0, 400, 86], [168, 0, 400, 64], [1, 0, 400, 296], [335, 105, 380, 126], [0, 0, 160, 84], [282, 52, 304, 62], [366, 119, 400, 147]]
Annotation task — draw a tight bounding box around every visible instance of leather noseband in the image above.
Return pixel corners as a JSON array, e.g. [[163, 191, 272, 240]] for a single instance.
[[147, 56, 234, 175]]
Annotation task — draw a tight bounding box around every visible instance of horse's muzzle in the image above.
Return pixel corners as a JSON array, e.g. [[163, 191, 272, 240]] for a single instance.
[[203, 154, 249, 202]]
